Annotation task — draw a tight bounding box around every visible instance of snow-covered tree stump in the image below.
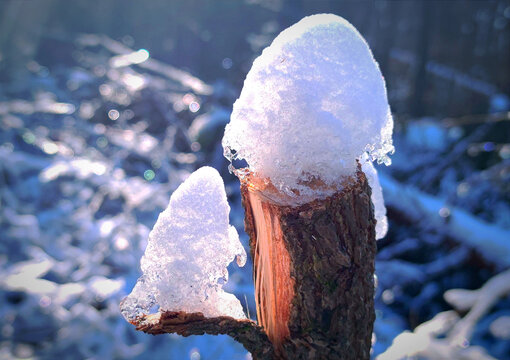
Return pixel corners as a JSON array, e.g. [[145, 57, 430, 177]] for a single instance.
[[121, 13, 394, 360], [221, 14, 393, 357], [241, 169, 376, 359]]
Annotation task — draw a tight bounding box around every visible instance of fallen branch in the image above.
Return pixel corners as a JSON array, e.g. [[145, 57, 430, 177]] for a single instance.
[[418, 122, 494, 189], [380, 173, 510, 269], [377, 310, 497, 360], [442, 111, 510, 128], [445, 268, 510, 346], [378, 269, 510, 360], [76, 34, 213, 95]]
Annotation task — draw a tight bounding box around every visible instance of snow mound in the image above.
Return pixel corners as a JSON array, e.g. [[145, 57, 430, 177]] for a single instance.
[[120, 167, 247, 320], [223, 14, 393, 200]]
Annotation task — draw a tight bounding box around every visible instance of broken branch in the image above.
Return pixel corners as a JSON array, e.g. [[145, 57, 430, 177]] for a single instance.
[[133, 311, 275, 360]]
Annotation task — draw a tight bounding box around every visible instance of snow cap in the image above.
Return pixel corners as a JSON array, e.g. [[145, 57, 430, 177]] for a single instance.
[[223, 14, 394, 201], [120, 166, 247, 320]]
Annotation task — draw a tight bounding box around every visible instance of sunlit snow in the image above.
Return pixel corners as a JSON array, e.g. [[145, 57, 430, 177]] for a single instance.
[[223, 14, 394, 201], [120, 167, 247, 321], [362, 158, 388, 240]]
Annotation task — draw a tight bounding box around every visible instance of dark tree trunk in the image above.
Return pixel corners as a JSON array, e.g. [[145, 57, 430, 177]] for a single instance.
[[0, 0, 56, 82], [241, 169, 377, 359], [411, 0, 432, 117]]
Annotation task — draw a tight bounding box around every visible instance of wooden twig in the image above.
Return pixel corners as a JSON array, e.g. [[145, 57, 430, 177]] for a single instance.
[[442, 111, 510, 128], [76, 34, 213, 95], [418, 122, 494, 189], [132, 311, 275, 360], [380, 173, 510, 269], [378, 269, 510, 360], [445, 268, 510, 346]]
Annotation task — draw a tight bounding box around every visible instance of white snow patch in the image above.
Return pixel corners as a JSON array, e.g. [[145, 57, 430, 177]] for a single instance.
[[223, 14, 394, 200], [120, 167, 247, 320], [361, 159, 388, 240]]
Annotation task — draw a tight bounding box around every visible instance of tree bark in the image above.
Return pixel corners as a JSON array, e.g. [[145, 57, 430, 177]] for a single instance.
[[133, 311, 275, 360], [128, 168, 376, 360], [241, 168, 377, 359]]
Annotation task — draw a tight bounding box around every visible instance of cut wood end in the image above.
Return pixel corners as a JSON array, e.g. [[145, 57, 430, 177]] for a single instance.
[[245, 187, 294, 349], [235, 167, 360, 207]]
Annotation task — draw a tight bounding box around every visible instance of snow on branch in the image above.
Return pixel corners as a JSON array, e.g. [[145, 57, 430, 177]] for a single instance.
[[120, 167, 276, 357], [77, 34, 214, 95], [377, 269, 510, 360], [120, 167, 247, 321], [380, 173, 510, 268], [376, 310, 496, 360], [445, 268, 510, 347]]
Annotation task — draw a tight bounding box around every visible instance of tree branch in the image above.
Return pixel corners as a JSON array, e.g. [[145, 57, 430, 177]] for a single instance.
[[131, 311, 275, 359]]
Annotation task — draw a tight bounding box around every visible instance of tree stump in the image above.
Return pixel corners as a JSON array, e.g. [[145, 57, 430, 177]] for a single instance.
[[241, 168, 377, 359], [129, 168, 376, 360]]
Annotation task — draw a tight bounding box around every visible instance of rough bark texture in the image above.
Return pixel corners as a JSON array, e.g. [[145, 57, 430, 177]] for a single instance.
[[241, 169, 377, 359], [127, 169, 375, 360], [132, 311, 275, 359]]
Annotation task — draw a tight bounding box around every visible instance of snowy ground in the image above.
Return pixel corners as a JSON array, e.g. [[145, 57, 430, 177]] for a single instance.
[[0, 35, 509, 359]]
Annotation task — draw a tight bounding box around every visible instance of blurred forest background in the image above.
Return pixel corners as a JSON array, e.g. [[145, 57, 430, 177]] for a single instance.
[[0, 0, 509, 359]]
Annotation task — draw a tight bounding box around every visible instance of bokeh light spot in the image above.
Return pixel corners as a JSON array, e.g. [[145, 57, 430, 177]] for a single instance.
[[189, 101, 200, 113], [499, 144, 510, 159], [483, 142, 495, 152], [222, 57, 233, 69], [151, 159, 161, 169], [22, 132, 36, 144], [108, 109, 120, 121], [439, 207, 451, 218], [96, 137, 108, 148], [144, 169, 155, 181], [42, 141, 59, 155]]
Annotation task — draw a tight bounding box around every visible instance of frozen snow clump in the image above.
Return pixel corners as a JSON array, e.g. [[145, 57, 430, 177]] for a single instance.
[[223, 14, 394, 200], [361, 158, 388, 239], [120, 166, 247, 321]]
